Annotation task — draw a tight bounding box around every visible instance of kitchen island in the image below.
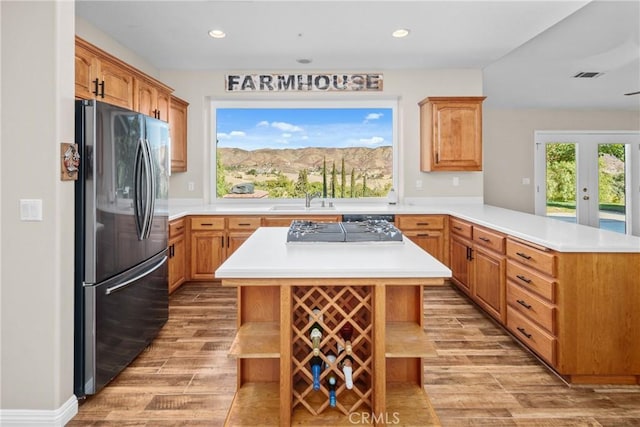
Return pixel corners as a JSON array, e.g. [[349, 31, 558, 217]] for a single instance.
[[215, 226, 452, 426]]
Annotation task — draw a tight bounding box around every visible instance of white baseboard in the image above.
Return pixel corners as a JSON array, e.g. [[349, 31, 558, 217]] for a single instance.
[[0, 395, 77, 426]]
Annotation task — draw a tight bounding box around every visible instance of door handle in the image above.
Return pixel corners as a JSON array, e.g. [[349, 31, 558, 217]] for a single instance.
[[583, 195, 590, 200]]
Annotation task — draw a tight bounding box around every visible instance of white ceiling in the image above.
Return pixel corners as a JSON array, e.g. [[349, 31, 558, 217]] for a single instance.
[[76, 0, 640, 110]]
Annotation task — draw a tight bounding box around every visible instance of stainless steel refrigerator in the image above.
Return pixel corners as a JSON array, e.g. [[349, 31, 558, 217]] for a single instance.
[[74, 100, 170, 397]]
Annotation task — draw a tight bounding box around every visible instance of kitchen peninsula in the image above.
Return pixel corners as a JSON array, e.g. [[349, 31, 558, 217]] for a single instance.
[[215, 226, 451, 426]]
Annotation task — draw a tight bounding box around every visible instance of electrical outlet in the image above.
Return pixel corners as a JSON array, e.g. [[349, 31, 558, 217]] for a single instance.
[[452, 177, 460, 186], [415, 179, 423, 189], [188, 182, 195, 191], [522, 177, 531, 185]]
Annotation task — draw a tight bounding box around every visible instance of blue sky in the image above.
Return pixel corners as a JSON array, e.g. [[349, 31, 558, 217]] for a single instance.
[[216, 108, 392, 150]]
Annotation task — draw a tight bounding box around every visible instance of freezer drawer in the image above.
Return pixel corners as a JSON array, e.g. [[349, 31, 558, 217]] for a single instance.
[[82, 252, 168, 395]]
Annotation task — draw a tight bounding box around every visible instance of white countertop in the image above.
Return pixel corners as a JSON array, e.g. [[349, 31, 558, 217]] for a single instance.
[[170, 199, 640, 253], [215, 227, 452, 279]]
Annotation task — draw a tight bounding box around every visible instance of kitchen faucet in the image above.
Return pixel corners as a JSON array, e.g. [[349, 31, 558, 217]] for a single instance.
[[305, 191, 321, 208]]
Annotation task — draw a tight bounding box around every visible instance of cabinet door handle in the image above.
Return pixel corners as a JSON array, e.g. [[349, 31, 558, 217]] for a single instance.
[[516, 274, 532, 284], [98, 80, 105, 98], [175, 226, 184, 231], [453, 226, 462, 231], [92, 78, 100, 96], [416, 222, 430, 226], [517, 299, 532, 310], [516, 252, 532, 260], [516, 327, 532, 339], [201, 223, 213, 226], [479, 237, 490, 242], [435, 152, 440, 164], [416, 233, 429, 237], [238, 223, 251, 226]]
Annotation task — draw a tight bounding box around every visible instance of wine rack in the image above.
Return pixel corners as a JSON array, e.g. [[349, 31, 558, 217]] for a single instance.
[[291, 285, 373, 416]]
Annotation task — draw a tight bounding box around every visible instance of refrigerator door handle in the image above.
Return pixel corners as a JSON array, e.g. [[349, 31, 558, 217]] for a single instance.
[[143, 138, 156, 240], [133, 137, 146, 240], [105, 255, 167, 295]]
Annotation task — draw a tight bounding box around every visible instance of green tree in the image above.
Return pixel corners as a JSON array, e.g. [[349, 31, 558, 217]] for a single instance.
[[340, 158, 346, 198], [294, 169, 309, 197], [322, 157, 327, 198], [362, 174, 367, 197], [216, 149, 229, 196], [350, 169, 355, 198], [331, 161, 337, 198]]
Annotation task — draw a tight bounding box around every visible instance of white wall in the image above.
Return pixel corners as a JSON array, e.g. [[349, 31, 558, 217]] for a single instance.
[[484, 109, 640, 213], [0, 0, 76, 422]]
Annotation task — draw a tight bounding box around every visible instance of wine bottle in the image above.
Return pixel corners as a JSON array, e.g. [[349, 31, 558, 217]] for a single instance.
[[309, 308, 324, 356], [340, 322, 353, 355], [327, 375, 337, 407], [310, 355, 323, 391], [339, 322, 354, 389], [340, 354, 354, 390]]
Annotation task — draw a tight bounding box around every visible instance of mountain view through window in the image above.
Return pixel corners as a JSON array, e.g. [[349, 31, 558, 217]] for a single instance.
[[214, 105, 395, 200]]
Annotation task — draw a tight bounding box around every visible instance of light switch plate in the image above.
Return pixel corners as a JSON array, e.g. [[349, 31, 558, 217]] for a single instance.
[[20, 199, 43, 221]]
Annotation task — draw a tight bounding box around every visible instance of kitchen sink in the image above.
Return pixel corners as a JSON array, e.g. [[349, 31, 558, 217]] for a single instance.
[[269, 205, 336, 211]]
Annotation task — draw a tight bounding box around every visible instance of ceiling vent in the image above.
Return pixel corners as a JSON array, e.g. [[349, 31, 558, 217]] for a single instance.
[[573, 71, 604, 78]]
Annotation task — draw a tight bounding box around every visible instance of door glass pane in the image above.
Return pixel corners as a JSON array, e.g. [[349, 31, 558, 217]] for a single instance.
[[598, 144, 626, 233], [545, 143, 577, 223]]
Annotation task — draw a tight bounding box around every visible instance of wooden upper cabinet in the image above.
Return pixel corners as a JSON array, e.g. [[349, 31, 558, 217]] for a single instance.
[[135, 78, 172, 122], [75, 43, 98, 100], [75, 36, 173, 118], [419, 96, 486, 172], [169, 95, 189, 172], [99, 58, 135, 110]]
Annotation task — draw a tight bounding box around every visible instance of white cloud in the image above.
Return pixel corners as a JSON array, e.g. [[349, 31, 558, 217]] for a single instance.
[[359, 136, 385, 145], [365, 113, 383, 121], [282, 133, 292, 138], [217, 131, 246, 140], [271, 121, 303, 132], [257, 120, 270, 127]]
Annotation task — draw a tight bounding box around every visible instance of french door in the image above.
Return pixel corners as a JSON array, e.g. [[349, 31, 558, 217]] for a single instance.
[[534, 131, 640, 236]]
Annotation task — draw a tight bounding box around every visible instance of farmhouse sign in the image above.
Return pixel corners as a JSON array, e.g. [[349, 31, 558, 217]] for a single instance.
[[226, 73, 383, 92]]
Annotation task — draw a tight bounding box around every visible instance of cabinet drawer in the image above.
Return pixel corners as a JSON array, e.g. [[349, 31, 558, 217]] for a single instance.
[[396, 215, 444, 230], [506, 239, 556, 277], [506, 261, 556, 302], [169, 218, 186, 238], [473, 226, 505, 254], [227, 216, 261, 231], [507, 306, 556, 365], [450, 217, 472, 239], [191, 217, 225, 230], [507, 281, 556, 334]]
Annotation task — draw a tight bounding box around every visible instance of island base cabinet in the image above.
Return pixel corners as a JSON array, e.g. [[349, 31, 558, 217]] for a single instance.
[[222, 278, 443, 427]]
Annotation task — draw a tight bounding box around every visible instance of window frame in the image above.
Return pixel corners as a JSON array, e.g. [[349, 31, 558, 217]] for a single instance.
[[209, 98, 399, 204]]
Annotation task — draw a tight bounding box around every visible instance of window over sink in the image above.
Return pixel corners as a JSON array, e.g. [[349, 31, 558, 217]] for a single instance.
[[210, 99, 398, 201]]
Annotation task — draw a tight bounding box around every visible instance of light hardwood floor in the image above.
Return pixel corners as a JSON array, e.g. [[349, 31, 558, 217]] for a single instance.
[[68, 282, 640, 426]]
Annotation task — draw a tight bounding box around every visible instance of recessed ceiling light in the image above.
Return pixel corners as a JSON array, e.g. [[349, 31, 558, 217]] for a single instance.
[[208, 29, 226, 39], [392, 28, 410, 38], [296, 58, 312, 64]]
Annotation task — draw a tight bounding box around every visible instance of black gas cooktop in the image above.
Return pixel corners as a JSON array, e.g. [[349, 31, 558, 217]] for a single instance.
[[286, 220, 403, 243]]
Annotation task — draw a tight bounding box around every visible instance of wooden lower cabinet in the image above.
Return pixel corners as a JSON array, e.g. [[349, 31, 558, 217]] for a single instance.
[[189, 217, 225, 280], [396, 215, 447, 264], [226, 216, 261, 258], [449, 233, 473, 295], [473, 245, 505, 322], [449, 218, 506, 323], [168, 218, 186, 293]]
